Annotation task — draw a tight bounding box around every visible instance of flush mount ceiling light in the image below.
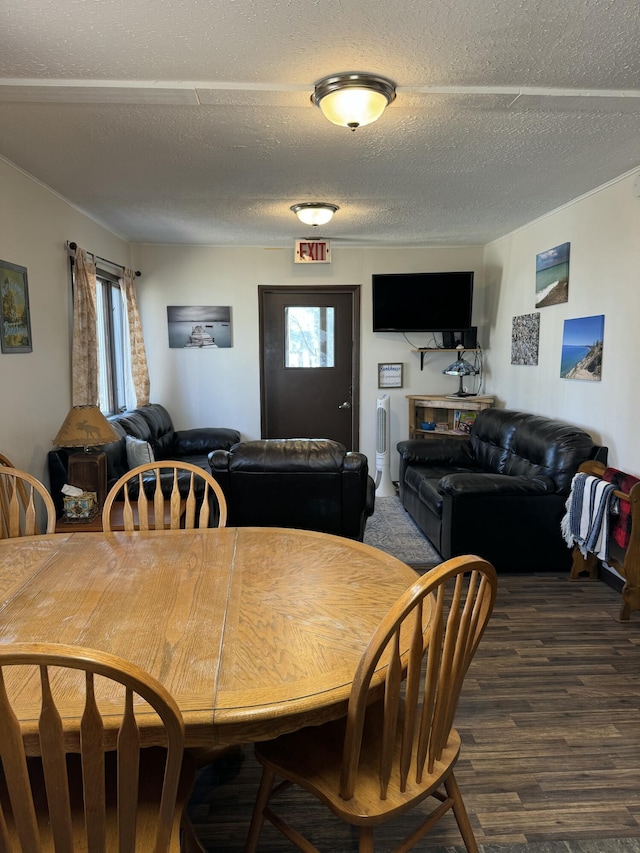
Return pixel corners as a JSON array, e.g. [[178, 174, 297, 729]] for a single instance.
[[290, 202, 339, 227], [311, 72, 397, 130]]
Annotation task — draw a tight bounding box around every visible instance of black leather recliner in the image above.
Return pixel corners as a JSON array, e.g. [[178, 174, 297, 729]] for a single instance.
[[48, 403, 240, 518], [397, 408, 607, 572], [209, 438, 375, 541]]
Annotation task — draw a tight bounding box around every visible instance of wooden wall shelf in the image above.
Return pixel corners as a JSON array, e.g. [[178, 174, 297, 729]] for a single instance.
[[411, 348, 481, 370]]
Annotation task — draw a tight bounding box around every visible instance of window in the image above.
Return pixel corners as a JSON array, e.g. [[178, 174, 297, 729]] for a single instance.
[[284, 306, 335, 367], [96, 271, 127, 414]]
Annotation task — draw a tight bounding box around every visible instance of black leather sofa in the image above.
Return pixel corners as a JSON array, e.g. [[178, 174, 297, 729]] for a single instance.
[[209, 438, 375, 541], [48, 403, 240, 517], [397, 408, 607, 572]]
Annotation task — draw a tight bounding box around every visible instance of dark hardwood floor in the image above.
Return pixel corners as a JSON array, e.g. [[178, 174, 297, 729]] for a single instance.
[[187, 572, 640, 851]]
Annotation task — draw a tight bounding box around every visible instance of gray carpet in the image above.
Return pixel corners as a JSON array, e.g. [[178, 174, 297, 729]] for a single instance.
[[363, 495, 441, 567]]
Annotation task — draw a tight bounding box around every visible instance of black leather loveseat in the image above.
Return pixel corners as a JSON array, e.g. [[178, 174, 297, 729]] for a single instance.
[[48, 403, 240, 517], [209, 438, 375, 541], [397, 408, 606, 572]]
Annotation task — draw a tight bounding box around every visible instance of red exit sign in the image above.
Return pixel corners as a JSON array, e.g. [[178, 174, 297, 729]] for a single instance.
[[294, 239, 331, 264]]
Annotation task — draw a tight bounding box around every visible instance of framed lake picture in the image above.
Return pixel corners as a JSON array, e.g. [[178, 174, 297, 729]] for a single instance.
[[560, 314, 604, 381], [0, 260, 32, 353], [535, 242, 570, 308], [167, 305, 232, 348]]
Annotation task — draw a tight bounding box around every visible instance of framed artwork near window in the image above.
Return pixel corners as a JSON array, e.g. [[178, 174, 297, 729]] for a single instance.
[[0, 260, 32, 353], [167, 305, 232, 348], [378, 362, 403, 388]]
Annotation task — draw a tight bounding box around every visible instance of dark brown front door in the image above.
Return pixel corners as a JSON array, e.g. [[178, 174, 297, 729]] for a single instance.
[[259, 285, 360, 449]]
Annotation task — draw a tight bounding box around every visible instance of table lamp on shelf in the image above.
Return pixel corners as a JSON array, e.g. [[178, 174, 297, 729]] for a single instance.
[[53, 405, 120, 515], [443, 352, 479, 398]]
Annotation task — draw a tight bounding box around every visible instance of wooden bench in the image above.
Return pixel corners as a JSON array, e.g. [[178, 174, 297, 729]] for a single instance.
[[570, 460, 640, 621]]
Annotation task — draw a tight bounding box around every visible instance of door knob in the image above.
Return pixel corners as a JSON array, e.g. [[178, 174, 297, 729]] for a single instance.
[[338, 401, 352, 410]]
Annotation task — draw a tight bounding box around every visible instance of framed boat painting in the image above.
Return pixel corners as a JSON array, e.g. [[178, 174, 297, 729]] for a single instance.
[[0, 260, 32, 353]]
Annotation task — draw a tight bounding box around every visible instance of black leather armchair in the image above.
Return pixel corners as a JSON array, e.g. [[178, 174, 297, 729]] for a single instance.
[[209, 438, 375, 541], [48, 403, 240, 518], [397, 408, 607, 572]]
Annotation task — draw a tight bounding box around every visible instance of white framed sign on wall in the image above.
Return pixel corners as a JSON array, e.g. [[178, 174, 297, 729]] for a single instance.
[[378, 362, 403, 388]]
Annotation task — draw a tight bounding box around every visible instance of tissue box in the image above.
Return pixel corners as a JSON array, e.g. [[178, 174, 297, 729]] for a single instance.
[[63, 491, 97, 520]]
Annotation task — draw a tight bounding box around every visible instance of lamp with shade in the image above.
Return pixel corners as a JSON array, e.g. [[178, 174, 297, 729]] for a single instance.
[[443, 352, 479, 398], [53, 405, 120, 512]]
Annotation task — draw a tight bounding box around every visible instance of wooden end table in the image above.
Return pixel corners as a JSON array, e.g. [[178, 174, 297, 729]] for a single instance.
[[54, 500, 185, 533]]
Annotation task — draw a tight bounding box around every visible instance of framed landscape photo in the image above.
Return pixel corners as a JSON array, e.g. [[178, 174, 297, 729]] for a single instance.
[[535, 242, 570, 308], [167, 305, 232, 348], [378, 362, 403, 388], [0, 260, 32, 353], [560, 314, 604, 381]]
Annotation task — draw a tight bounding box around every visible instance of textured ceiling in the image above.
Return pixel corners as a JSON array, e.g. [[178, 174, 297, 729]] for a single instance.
[[1, 0, 639, 246]]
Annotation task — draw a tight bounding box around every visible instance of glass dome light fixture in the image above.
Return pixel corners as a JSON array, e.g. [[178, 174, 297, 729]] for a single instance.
[[311, 72, 397, 131], [290, 202, 339, 227]]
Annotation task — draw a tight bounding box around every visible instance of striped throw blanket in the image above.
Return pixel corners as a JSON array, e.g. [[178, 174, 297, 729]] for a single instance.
[[561, 473, 618, 562]]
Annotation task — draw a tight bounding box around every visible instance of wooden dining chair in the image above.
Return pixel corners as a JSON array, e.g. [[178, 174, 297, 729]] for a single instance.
[[102, 460, 228, 532], [0, 642, 198, 852], [0, 454, 25, 525], [0, 466, 56, 539], [246, 555, 498, 853]]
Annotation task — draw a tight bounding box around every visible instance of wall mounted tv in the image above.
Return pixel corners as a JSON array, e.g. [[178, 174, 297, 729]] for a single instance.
[[372, 271, 474, 332]]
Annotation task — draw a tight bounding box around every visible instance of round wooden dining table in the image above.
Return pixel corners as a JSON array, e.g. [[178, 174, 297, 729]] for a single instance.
[[0, 526, 420, 751]]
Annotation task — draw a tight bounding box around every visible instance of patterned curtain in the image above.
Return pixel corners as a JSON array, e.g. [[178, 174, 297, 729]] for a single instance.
[[120, 268, 150, 408], [71, 248, 99, 406]]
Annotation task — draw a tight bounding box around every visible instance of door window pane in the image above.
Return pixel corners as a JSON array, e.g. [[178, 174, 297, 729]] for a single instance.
[[285, 306, 335, 367]]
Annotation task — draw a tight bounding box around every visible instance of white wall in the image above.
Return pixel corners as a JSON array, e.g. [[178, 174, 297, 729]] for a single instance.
[[3, 147, 639, 487], [131, 243, 485, 478], [0, 157, 131, 480], [483, 170, 640, 471]]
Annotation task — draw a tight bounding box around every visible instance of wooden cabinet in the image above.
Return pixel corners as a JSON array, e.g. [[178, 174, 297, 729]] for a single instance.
[[407, 395, 494, 440]]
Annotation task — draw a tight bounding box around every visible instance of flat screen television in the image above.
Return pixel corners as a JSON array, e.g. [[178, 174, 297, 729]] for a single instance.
[[372, 271, 474, 332]]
